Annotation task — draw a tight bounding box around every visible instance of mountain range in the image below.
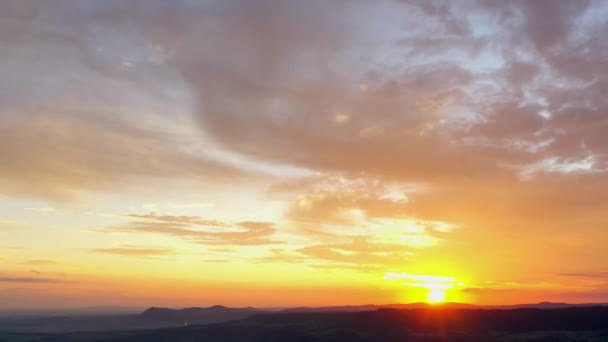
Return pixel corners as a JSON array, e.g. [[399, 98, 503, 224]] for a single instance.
[[1, 302, 607, 334], [3, 305, 608, 342]]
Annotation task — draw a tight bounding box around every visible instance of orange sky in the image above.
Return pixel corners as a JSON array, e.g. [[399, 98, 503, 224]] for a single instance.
[[1, 0, 608, 309]]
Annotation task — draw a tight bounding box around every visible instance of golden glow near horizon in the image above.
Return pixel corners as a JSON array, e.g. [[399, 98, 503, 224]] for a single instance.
[[384, 273, 465, 303]]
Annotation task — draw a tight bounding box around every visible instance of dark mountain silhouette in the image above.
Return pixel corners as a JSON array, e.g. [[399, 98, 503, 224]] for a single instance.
[[3, 302, 608, 339], [0, 305, 262, 333], [283, 302, 479, 312], [282, 301, 608, 313], [18, 306, 604, 342]]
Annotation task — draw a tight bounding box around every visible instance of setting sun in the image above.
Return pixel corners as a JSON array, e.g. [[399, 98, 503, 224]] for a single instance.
[[384, 272, 463, 303], [427, 289, 446, 303]]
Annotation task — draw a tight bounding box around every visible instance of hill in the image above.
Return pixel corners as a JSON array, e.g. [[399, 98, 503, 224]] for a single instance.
[[0, 305, 262, 333], [3, 306, 608, 342]]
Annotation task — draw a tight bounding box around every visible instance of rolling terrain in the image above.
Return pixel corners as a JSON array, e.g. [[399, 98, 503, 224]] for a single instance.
[[2, 305, 608, 341], [0, 306, 262, 333]]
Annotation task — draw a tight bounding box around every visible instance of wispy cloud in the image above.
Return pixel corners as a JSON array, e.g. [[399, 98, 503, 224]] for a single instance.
[[25, 207, 56, 212], [460, 280, 561, 295], [91, 246, 175, 257], [558, 272, 608, 279], [258, 237, 417, 272], [98, 213, 283, 246], [21, 259, 57, 266], [0, 277, 71, 283], [0, 219, 22, 228]]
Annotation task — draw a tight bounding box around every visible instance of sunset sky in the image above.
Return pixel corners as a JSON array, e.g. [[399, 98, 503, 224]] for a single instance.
[[1, 0, 608, 309]]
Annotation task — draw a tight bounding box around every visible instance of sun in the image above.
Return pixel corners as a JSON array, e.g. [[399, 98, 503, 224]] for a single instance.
[[427, 288, 446, 304], [384, 272, 462, 304]]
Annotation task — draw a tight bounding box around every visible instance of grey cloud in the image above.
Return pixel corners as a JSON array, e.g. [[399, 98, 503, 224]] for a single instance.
[[0, 110, 253, 202], [3, 0, 607, 191], [0, 1, 275, 202]]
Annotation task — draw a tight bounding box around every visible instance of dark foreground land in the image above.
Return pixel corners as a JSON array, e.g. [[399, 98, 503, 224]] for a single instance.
[[2, 306, 608, 342]]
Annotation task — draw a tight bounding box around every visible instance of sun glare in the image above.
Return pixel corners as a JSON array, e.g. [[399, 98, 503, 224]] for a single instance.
[[427, 288, 446, 303], [385, 272, 464, 304]]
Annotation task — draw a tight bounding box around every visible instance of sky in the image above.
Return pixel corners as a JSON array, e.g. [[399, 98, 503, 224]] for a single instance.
[[1, 0, 608, 309]]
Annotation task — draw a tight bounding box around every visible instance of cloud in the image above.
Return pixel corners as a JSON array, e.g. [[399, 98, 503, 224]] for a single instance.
[[281, 176, 453, 246], [126, 1, 608, 269], [176, 2, 512, 184], [91, 246, 175, 257], [0, 113, 251, 202], [21, 259, 57, 266], [259, 176, 456, 271], [460, 287, 511, 295], [170, 0, 608, 225], [0, 277, 70, 283], [0, 219, 22, 228], [166, 202, 215, 209], [0, 2, 280, 202], [3, 1, 608, 205], [99, 213, 283, 246], [558, 272, 608, 279], [25, 207, 56, 212], [459, 279, 562, 295], [127, 213, 229, 228], [298, 244, 410, 269], [285, 177, 412, 226], [259, 236, 421, 272]]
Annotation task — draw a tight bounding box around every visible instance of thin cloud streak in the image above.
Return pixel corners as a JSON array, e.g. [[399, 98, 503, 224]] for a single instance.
[[0, 277, 71, 284], [91, 247, 175, 257], [99, 213, 284, 246]]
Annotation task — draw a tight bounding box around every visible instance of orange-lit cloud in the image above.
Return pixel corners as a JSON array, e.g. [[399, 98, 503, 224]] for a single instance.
[[21, 259, 57, 266], [91, 246, 175, 257], [0, 277, 69, 283], [0, 269, 71, 284], [99, 213, 283, 246]]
